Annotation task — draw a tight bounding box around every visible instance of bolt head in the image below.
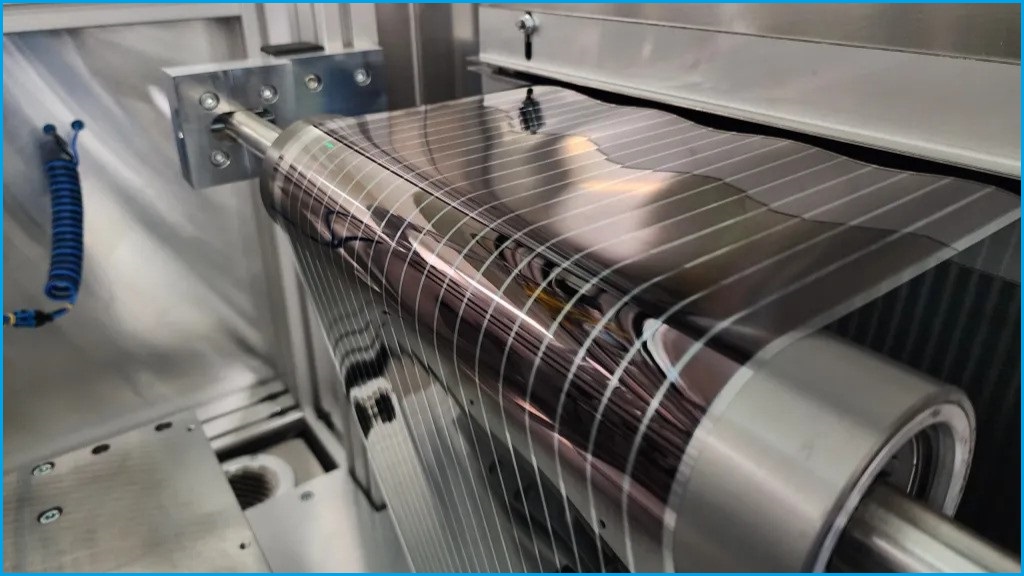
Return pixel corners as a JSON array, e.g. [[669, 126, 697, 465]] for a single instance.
[[259, 85, 278, 104], [38, 507, 61, 525], [199, 92, 220, 111], [209, 150, 231, 168], [353, 68, 371, 87], [32, 462, 55, 477], [304, 74, 323, 92]]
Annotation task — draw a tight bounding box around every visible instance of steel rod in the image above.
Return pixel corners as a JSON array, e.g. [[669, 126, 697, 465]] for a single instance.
[[833, 484, 1020, 572], [223, 110, 280, 158]]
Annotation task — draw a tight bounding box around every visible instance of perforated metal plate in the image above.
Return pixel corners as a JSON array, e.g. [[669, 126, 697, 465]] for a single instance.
[[3, 412, 268, 572]]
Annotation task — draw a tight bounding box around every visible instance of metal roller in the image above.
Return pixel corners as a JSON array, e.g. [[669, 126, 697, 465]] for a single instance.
[[222, 84, 1019, 573]]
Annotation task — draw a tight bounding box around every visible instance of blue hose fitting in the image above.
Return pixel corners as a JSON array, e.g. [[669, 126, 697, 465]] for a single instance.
[[5, 120, 85, 328]]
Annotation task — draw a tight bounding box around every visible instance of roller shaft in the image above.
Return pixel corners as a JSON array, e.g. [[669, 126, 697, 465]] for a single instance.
[[223, 110, 280, 158], [833, 484, 1020, 572]]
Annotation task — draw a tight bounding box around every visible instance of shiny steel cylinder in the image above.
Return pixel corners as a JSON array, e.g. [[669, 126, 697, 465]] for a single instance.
[[226, 87, 1016, 571], [223, 110, 280, 158], [670, 333, 973, 571], [833, 484, 1020, 572]]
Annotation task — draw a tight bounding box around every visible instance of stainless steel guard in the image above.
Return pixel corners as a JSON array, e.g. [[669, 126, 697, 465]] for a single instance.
[[252, 86, 1019, 571]]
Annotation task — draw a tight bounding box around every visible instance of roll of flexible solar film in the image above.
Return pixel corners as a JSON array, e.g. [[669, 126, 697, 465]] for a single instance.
[[255, 87, 1019, 571]]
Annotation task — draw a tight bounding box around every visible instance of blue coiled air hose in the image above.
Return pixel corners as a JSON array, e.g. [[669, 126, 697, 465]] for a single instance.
[[4, 120, 85, 328]]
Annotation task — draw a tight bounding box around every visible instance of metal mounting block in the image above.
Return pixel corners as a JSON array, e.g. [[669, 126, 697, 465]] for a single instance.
[[164, 48, 387, 189]]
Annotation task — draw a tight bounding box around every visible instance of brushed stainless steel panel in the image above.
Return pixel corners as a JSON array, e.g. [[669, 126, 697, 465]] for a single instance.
[[375, 3, 482, 108], [194, 379, 289, 422], [417, 4, 482, 104], [3, 3, 257, 38], [201, 391, 298, 439], [479, 6, 1021, 177], [375, 4, 420, 108], [494, 3, 1021, 62], [246, 468, 411, 572], [2, 20, 280, 470], [3, 412, 268, 572]]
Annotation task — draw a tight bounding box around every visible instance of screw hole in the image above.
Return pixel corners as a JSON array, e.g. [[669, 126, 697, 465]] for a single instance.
[[469, 399, 475, 406], [353, 68, 371, 87], [38, 506, 62, 524], [187, 425, 196, 432], [199, 92, 220, 111], [209, 150, 231, 169], [259, 84, 279, 104], [91, 444, 110, 455], [32, 461, 55, 476], [304, 74, 323, 93], [300, 491, 314, 502], [239, 542, 248, 550], [155, 422, 173, 432], [598, 519, 606, 530]]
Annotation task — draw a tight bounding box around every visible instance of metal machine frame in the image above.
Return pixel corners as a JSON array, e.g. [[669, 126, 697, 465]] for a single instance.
[[2, 5, 398, 571], [4, 4, 1020, 573], [477, 4, 1020, 178]]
